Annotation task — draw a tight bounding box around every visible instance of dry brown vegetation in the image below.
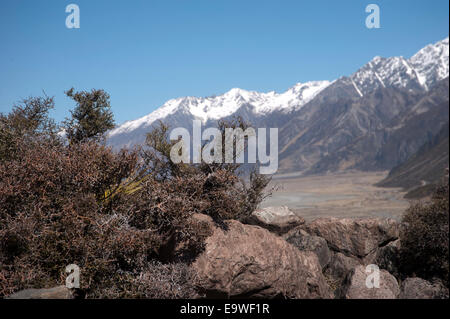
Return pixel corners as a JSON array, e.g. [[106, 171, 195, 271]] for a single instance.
[[0, 92, 270, 298], [400, 176, 449, 286]]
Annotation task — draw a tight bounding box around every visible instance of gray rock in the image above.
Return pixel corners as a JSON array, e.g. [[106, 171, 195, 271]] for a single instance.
[[399, 277, 449, 299], [326, 252, 361, 280], [284, 228, 331, 269], [303, 217, 399, 258], [246, 206, 305, 235], [373, 239, 401, 278]]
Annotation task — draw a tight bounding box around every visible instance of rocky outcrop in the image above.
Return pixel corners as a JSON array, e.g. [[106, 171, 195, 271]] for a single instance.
[[192, 217, 332, 299], [284, 228, 331, 269], [281, 217, 403, 297], [6, 286, 73, 299], [302, 218, 399, 258], [245, 206, 305, 235], [399, 278, 449, 299], [337, 265, 400, 299]]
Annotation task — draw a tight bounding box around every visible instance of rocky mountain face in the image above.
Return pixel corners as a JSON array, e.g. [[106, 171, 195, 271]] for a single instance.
[[107, 37, 449, 176], [281, 78, 449, 174], [376, 122, 449, 198]]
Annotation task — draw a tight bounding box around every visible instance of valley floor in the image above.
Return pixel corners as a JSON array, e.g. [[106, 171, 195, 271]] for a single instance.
[[262, 171, 410, 221]]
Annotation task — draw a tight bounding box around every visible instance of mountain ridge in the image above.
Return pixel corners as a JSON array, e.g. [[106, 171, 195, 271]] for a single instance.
[[376, 122, 449, 198], [108, 37, 448, 141], [107, 37, 449, 177]]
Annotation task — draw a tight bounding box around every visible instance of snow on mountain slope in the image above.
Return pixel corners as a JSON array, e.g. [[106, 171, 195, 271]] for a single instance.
[[349, 37, 449, 96], [177, 80, 331, 121], [410, 37, 449, 89], [107, 37, 449, 149], [108, 80, 330, 137]]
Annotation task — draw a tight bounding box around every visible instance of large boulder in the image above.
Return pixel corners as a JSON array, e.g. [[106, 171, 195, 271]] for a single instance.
[[192, 217, 332, 299], [284, 228, 331, 269], [6, 286, 73, 299], [337, 265, 399, 299], [303, 218, 399, 258], [399, 278, 449, 299], [245, 206, 305, 235]]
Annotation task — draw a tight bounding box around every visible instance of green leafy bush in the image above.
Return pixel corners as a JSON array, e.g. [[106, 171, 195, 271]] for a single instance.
[[63, 88, 115, 144]]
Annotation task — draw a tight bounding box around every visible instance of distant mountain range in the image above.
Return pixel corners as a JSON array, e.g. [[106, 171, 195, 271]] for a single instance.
[[106, 80, 331, 148], [107, 37, 449, 186]]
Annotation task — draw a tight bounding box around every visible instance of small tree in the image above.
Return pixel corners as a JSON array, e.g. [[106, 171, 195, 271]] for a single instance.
[[63, 88, 115, 144], [0, 95, 57, 161]]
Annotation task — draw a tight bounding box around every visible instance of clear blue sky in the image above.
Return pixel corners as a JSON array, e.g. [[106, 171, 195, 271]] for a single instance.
[[0, 0, 448, 125]]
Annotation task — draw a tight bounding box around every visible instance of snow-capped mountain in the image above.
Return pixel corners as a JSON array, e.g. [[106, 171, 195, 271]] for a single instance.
[[107, 81, 330, 148], [276, 37, 449, 174], [348, 37, 449, 96], [410, 37, 449, 89], [108, 37, 449, 152]]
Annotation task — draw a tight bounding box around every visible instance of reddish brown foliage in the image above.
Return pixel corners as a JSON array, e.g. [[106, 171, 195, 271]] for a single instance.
[[0, 95, 269, 298], [400, 179, 449, 286]]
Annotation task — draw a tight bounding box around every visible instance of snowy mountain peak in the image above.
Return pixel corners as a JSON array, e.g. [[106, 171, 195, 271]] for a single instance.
[[370, 56, 383, 63], [225, 87, 248, 96], [409, 37, 449, 89], [107, 37, 449, 149], [349, 37, 449, 96], [108, 80, 331, 139]]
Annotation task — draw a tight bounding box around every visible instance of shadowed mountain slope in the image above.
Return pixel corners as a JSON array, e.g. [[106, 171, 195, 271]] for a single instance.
[[376, 122, 449, 198]]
